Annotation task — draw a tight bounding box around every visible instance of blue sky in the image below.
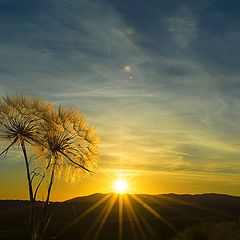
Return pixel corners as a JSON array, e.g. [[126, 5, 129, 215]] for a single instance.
[[1, 0, 240, 199]]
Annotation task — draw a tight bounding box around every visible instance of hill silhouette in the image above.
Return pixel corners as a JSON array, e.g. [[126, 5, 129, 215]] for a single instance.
[[64, 193, 106, 203], [1, 193, 240, 239]]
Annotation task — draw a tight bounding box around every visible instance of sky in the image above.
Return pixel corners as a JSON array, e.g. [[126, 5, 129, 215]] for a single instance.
[[1, 0, 240, 201]]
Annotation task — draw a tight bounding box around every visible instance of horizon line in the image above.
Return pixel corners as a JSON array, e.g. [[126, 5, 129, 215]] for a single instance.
[[1, 192, 240, 202]]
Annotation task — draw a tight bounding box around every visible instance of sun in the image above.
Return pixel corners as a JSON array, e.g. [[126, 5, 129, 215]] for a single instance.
[[115, 180, 127, 194]]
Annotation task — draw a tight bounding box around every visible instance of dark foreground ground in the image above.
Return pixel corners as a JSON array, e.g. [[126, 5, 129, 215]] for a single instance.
[[1, 193, 240, 240]]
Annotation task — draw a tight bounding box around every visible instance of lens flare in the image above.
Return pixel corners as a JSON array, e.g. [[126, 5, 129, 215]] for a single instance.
[[124, 66, 132, 73], [126, 28, 135, 35]]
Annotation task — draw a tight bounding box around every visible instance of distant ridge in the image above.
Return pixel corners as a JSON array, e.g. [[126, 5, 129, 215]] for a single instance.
[[161, 193, 240, 198], [63, 193, 106, 203], [63, 192, 240, 203], [1, 193, 239, 203]]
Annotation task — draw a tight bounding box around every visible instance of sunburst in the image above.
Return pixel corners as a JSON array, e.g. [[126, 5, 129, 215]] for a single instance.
[[115, 180, 127, 194]]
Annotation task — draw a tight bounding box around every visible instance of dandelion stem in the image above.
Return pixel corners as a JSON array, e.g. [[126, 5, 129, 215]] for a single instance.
[[21, 140, 34, 202]]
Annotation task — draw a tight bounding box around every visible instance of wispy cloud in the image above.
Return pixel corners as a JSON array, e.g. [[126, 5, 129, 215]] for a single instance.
[[167, 5, 198, 48]]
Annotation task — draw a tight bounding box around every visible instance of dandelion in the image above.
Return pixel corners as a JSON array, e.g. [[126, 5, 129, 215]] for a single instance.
[[0, 95, 100, 240]]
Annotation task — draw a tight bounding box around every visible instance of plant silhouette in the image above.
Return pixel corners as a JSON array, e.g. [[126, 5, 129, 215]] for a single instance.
[[0, 95, 99, 240]]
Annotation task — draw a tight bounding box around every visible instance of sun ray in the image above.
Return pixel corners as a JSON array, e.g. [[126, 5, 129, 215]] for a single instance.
[[124, 194, 147, 240], [147, 194, 215, 222], [132, 204, 157, 239], [83, 195, 114, 239], [157, 194, 231, 217], [93, 194, 118, 240], [130, 195, 187, 240], [125, 196, 138, 240], [144, 195, 188, 219], [56, 193, 112, 238], [125, 195, 157, 239], [119, 194, 123, 240]]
